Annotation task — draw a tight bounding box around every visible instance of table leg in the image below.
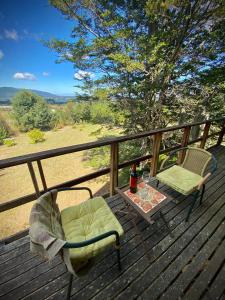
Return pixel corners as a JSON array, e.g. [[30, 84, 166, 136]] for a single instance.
[[148, 216, 155, 225], [126, 204, 152, 261], [159, 211, 174, 238]]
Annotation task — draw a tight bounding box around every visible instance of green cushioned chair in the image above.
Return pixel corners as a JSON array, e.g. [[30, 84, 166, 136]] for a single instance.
[[59, 187, 124, 299], [61, 194, 124, 273], [31, 187, 123, 300], [156, 147, 217, 221]]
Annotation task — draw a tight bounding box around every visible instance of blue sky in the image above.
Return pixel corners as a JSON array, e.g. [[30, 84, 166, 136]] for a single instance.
[[0, 0, 84, 96]]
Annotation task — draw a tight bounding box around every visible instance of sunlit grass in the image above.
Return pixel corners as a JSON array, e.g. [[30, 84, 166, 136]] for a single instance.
[[0, 124, 121, 239]]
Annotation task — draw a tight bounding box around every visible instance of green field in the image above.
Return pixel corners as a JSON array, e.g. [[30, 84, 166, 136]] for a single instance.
[[0, 123, 121, 239]]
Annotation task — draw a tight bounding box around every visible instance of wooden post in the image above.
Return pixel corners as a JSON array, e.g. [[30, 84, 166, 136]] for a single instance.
[[150, 132, 162, 177], [27, 162, 40, 197], [200, 122, 211, 148], [37, 160, 47, 191], [110, 142, 119, 196], [178, 126, 191, 164], [217, 120, 225, 146]]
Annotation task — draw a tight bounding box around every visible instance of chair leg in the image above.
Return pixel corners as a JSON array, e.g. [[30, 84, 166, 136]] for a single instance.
[[66, 273, 73, 300], [199, 184, 205, 206], [115, 234, 121, 270], [160, 211, 174, 238], [156, 180, 159, 188], [116, 247, 121, 270], [186, 190, 199, 222]]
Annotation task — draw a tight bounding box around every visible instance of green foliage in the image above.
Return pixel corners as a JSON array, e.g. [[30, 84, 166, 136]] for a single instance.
[[85, 145, 110, 169], [48, 0, 225, 134], [0, 124, 9, 143], [84, 134, 146, 185], [12, 91, 53, 132], [90, 101, 114, 124], [3, 138, 16, 147], [27, 129, 45, 144], [74, 102, 91, 123], [0, 112, 11, 143]]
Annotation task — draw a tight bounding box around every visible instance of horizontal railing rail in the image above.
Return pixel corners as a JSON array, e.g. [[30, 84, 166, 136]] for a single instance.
[[0, 117, 225, 216], [0, 117, 224, 169]]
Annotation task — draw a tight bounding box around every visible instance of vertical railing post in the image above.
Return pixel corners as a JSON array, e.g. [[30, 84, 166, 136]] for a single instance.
[[178, 126, 191, 164], [110, 142, 119, 196], [27, 162, 40, 198], [217, 120, 225, 146], [150, 132, 162, 177], [37, 160, 47, 191], [200, 121, 211, 148]]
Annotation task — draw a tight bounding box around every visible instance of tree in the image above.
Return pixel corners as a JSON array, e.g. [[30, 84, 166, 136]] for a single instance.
[[90, 100, 114, 124], [73, 102, 91, 122], [48, 0, 224, 136], [12, 91, 53, 131]]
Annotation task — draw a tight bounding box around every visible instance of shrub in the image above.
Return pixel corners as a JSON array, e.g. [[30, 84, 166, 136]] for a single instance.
[[3, 138, 16, 147], [12, 91, 53, 131], [90, 101, 114, 124], [0, 124, 9, 143], [27, 129, 45, 144]]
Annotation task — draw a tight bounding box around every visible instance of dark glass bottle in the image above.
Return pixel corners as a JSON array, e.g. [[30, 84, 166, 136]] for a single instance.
[[130, 164, 138, 193]]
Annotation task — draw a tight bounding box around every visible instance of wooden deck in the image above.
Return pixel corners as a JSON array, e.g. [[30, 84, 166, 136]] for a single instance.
[[0, 145, 225, 300]]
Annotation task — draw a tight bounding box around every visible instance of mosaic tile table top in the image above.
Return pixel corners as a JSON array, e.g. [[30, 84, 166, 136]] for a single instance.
[[124, 181, 167, 213]]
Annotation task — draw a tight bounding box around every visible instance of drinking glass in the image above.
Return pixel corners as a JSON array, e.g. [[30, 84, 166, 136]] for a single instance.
[[142, 171, 150, 184]]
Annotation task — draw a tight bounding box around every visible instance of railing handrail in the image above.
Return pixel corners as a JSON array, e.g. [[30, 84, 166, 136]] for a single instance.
[[0, 116, 224, 216], [0, 116, 224, 169]]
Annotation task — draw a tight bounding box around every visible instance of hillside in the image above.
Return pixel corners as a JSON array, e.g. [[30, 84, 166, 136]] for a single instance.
[[0, 87, 73, 104]]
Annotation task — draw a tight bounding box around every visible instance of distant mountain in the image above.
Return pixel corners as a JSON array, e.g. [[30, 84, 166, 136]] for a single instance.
[[0, 87, 74, 104]]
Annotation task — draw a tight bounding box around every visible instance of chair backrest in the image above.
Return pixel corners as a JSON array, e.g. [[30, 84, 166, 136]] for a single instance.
[[181, 147, 212, 176]]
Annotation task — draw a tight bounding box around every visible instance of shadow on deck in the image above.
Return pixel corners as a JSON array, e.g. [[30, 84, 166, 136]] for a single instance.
[[0, 145, 225, 300]]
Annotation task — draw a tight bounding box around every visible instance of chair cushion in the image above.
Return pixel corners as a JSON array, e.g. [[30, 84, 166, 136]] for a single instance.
[[61, 196, 123, 271], [156, 165, 202, 195]]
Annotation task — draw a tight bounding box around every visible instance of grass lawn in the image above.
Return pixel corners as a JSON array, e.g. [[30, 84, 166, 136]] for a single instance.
[[0, 123, 121, 239]]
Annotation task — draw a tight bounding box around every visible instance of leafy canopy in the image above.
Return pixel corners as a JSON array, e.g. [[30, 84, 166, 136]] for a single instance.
[[12, 91, 53, 132], [48, 0, 225, 134]]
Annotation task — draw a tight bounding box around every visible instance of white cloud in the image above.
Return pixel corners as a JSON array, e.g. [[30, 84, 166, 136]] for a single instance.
[[5, 29, 19, 41], [13, 72, 36, 81], [0, 50, 4, 60], [42, 72, 50, 77], [74, 70, 94, 80], [81, 55, 90, 60]]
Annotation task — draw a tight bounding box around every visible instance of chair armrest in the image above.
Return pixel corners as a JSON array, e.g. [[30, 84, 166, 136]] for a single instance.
[[160, 147, 189, 170], [210, 155, 217, 174], [63, 230, 120, 249], [197, 173, 211, 190], [57, 187, 93, 199], [197, 155, 217, 189]]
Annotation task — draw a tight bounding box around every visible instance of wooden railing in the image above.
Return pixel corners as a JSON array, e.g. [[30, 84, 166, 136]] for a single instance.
[[0, 117, 225, 215]]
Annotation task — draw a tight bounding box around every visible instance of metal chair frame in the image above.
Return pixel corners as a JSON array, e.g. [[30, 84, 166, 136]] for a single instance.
[[156, 147, 217, 222], [56, 188, 121, 300]]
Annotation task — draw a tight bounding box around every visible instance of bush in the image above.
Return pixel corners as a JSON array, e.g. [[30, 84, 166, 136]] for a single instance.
[[12, 91, 53, 131], [0, 124, 9, 143], [27, 129, 45, 144], [3, 138, 16, 147], [90, 101, 114, 124]]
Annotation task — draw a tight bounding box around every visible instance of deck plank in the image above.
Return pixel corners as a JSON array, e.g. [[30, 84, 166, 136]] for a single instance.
[[159, 221, 225, 300], [104, 180, 225, 300], [0, 145, 224, 300], [203, 261, 225, 300], [183, 237, 225, 299]]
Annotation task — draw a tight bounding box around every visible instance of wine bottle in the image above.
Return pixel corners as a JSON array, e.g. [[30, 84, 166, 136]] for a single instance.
[[130, 164, 138, 193]]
